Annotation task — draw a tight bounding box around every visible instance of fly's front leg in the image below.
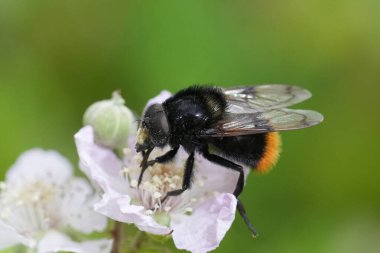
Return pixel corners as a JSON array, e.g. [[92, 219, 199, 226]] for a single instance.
[[146, 146, 179, 167], [138, 146, 179, 186], [138, 148, 153, 186], [161, 152, 195, 203]]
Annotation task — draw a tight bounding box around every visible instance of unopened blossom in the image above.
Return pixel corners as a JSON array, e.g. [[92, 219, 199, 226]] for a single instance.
[[75, 91, 249, 253], [83, 91, 137, 149], [0, 149, 112, 253]]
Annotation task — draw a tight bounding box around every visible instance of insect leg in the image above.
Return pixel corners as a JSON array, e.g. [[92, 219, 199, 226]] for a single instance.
[[161, 152, 195, 203], [138, 147, 179, 186], [237, 199, 258, 237], [201, 146, 258, 237], [201, 147, 244, 197], [138, 148, 153, 186], [146, 146, 179, 167]]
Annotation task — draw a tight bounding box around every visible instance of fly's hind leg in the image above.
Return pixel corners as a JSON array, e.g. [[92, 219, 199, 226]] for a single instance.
[[201, 145, 258, 237], [237, 199, 258, 237], [200, 146, 244, 197]]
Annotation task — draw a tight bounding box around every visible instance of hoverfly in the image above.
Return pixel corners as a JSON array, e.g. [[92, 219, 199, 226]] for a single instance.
[[135, 85, 323, 236]]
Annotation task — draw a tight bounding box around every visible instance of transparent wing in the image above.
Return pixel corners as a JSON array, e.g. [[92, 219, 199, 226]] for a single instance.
[[200, 108, 324, 137], [224, 84, 312, 113]]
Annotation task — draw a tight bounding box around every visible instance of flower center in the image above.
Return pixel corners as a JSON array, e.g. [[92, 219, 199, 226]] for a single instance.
[[3, 181, 55, 205], [141, 163, 184, 196], [0, 180, 60, 238], [122, 148, 203, 217]]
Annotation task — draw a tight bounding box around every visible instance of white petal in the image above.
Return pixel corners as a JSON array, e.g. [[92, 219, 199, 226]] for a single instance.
[[76, 127, 171, 235], [171, 193, 237, 253], [144, 90, 172, 111], [38, 230, 112, 253], [75, 126, 128, 194], [0, 220, 28, 250], [194, 153, 250, 195], [63, 178, 108, 233], [6, 149, 73, 187], [94, 190, 171, 235]]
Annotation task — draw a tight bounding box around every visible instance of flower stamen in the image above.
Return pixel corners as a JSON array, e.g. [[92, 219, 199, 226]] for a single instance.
[[130, 179, 138, 188], [184, 207, 193, 215]]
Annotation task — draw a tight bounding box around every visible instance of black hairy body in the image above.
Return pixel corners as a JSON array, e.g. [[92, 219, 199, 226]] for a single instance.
[[161, 86, 267, 169], [209, 134, 267, 168], [163, 86, 227, 151], [162, 86, 262, 155]]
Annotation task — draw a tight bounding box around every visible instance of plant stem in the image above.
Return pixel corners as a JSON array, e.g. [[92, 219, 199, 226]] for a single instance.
[[112, 221, 123, 253], [129, 230, 145, 253]]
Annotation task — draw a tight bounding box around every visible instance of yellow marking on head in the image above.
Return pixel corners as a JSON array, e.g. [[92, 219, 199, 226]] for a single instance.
[[256, 132, 281, 173], [137, 127, 148, 145]]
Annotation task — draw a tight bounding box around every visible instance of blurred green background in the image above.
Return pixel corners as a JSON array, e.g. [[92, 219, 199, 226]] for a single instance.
[[1, 0, 379, 252]]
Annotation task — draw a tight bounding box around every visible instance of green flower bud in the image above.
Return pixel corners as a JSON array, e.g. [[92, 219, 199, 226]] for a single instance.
[[83, 91, 136, 149]]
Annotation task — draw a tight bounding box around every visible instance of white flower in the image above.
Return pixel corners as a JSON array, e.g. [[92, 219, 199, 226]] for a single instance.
[[0, 149, 112, 253], [75, 91, 249, 253]]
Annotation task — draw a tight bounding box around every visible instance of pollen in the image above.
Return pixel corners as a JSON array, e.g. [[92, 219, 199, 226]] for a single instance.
[[123, 148, 131, 156], [130, 179, 138, 188], [133, 155, 142, 164], [152, 175, 162, 184], [184, 207, 193, 215], [140, 163, 183, 195], [153, 192, 162, 199], [120, 167, 130, 179], [0, 179, 60, 233], [196, 180, 205, 187], [14, 181, 56, 205], [130, 152, 199, 217]]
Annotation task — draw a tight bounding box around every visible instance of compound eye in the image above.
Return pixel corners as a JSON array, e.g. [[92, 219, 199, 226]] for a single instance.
[[149, 113, 169, 140], [143, 104, 169, 146], [159, 113, 169, 134]]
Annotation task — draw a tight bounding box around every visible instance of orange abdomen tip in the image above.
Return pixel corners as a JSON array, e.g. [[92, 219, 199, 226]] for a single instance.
[[255, 132, 282, 173]]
